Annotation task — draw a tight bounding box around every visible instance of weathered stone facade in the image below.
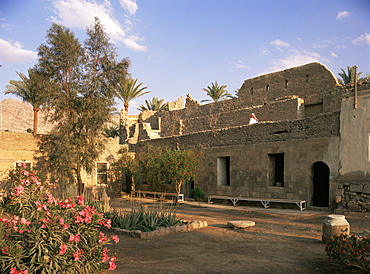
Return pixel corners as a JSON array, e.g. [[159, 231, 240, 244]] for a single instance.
[[122, 62, 370, 212]]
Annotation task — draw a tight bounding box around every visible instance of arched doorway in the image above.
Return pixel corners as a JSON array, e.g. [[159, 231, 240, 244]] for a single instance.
[[312, 162, 330, 207]]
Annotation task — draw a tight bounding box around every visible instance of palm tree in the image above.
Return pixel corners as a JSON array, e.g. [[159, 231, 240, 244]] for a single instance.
[[5, 69, 47, 134], [137, 97, 166, 111], [201, 81, 232, 103], [338, 66, 363, 85], [114, 78, 150, 112]]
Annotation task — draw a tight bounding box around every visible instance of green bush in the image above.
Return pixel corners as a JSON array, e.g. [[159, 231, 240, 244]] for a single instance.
[[0, 163, 119, 274], [191, 187, 206, 201], [105, 204, 183, 232], [326, 233, 370, 271]]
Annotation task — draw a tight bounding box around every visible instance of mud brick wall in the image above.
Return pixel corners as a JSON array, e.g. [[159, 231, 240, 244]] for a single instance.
[[238, 62, 338, 105]]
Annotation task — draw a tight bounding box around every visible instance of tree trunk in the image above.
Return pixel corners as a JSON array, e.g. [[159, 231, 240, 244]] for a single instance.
[[33, 107, 39, 135], [124, 102, 129, 112], [174, 180, 183, 204], [76, 167, 84, 196]]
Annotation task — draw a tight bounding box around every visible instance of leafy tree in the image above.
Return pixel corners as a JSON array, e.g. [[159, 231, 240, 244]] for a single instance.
[[35, 18, 130, 195], [114, 78, 150, 112], [137, 97, 165, 111], [110, 147, 137, 193], [201, 81, 232, 103], [138, 146, 202, 201], [5, 68, 49, 134]]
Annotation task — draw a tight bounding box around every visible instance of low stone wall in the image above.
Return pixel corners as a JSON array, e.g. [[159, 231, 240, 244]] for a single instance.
[[335, 182, 370, 213], [109, 220, 208, 239]]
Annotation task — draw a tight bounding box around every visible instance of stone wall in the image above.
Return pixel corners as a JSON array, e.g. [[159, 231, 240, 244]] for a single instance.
[[238, 62, 339, 105]]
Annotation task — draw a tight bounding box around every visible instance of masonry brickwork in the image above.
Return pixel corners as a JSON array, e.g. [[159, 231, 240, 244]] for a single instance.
[[122, 62, 370, 212]]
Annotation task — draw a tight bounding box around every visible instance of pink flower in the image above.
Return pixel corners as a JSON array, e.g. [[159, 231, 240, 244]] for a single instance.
[[10, 267, 28, 274], [99, 219, 111, 229], [111, 235, 119, 244], [59, 244, 67, 255], [21, 170, 29, 176], [73, 249, 84, 261], [59, 218, 65, 225], [98, 232, 108, 244], [1, 246, 9, 254], [20, 218, 31, 225], [76, 195, 84, 205], [102, 248, 109, 262], [108, 257, 117, 270], [68, 234, 81, 243], [14, 185, 24, 196], [62, 224, 69, 230], [17, 162, 27, 168]]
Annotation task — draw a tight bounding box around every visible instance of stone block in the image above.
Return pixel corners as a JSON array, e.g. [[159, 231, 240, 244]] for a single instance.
[[335, 196, 342, 203], [363, 185, 370, 195], [347, 201, 359, 211], [335, 188, 343, 196], [227, 220, 255, 229], [350, 184, 364, 193]]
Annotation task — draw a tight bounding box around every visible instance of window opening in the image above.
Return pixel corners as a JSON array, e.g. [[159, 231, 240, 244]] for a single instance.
[[306, 75, 309, 83], [97, 162, 108, 185], [217, 157, 230, 186], [285, 79, 288, 88], [250, 87, 254, 95], [269, 153, 284, 187], [266, 84, 270, 92]]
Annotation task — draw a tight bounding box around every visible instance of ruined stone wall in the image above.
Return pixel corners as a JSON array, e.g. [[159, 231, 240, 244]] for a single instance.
[[238, 62, 339, 105], [136, 63, 341, 140]]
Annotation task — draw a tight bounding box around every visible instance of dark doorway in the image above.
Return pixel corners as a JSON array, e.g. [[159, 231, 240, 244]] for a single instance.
[[312, 162, 330, 207]]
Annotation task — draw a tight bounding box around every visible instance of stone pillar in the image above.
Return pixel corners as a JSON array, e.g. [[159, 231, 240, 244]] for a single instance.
[[322, 214, 350, 244]]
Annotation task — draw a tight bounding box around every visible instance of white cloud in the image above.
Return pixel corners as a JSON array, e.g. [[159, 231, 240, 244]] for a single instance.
[[118, 0, 138, 15], [352, 33, 370, 45], [336, 11, 350, 20], [330, 52, 338, 58], [264, 50, 329, 73], [51, 0, 146, 51], [0, 39, 37, 63], [312, 43, 329, 49], [260, 48, 269, 55], [270, 39, 290, 47], [233, 63, 251, 69]]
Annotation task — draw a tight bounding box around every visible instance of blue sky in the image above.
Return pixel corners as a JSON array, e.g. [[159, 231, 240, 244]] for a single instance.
[[0, 0, 369, 114]]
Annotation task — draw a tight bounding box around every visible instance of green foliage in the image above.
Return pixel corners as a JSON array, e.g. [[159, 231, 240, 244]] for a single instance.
[[105, 204, 182, 232], [326, 233, 370, 271], [113, 77, 150, 112], [138, 146, 202, 197], [110, 147, 137, 192], [35, 17, 130, 195], [5, 68, 50, 134], [201, 81, 232, 103], [191, 187, 206, 201], [0, 163, 118, 273], [337, 65, 369, 85], [137, 97, 166, 111], [103, 125, 119, 138]]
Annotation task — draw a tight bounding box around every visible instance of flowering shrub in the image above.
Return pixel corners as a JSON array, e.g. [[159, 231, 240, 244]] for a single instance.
[[0, 162, 119, 274], [325, 233, 370, 271]]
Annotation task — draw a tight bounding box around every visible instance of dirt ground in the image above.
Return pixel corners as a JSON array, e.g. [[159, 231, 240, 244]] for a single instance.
[[105, 198, 370, 274]]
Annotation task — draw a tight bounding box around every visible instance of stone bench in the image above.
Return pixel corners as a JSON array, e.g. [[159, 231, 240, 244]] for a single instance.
[[208, 195, 306, 211], [131, 190, 184, 202]]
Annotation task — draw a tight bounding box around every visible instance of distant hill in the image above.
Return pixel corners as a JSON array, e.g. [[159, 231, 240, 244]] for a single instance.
[[0, 99, 120, 134]]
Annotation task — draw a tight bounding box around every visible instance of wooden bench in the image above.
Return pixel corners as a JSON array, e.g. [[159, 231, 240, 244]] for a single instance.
[[208, 195, 306, 211], [131, 190, 184, 202]]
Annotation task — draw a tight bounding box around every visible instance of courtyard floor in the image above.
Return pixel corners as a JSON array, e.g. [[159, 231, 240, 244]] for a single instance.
[[105, 198, 370, 274]]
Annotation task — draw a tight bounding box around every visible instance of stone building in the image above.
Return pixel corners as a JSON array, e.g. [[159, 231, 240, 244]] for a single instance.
[[121, 62, 370, 211]]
